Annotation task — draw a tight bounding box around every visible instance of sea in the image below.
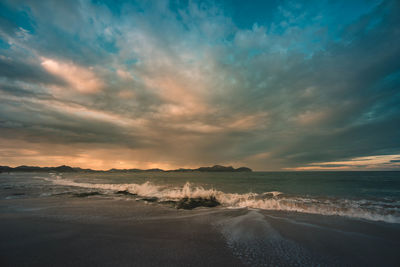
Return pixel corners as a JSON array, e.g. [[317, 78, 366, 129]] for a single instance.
[[1, 171, 400, 266], [4, 171, 399, 223]]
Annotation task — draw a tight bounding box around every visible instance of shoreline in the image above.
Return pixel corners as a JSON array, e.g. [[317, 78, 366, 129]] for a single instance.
[[1, 195, 400, 266], [1, 172, 400, 266], [0, 196, 243, 266]]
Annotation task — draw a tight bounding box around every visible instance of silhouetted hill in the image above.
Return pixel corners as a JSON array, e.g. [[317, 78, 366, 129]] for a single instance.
[[195, 165, 252, 172], [0, 165, 76, 173], [234, 167, 253, 172], [0, 164, 252, 173], [195, 165, 235, 172]]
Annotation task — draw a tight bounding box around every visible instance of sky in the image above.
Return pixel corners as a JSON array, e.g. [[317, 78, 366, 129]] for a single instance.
[[0, 0, 399, 171]]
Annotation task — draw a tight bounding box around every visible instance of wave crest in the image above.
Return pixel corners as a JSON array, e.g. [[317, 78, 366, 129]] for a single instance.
[[48, 176, 400, 223]]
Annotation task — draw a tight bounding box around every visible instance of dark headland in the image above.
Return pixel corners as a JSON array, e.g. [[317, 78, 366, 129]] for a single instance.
[[0, 164, 252, 173]]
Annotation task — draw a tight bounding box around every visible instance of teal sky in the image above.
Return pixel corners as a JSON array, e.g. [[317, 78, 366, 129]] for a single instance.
[[0, 0, 399, 170]]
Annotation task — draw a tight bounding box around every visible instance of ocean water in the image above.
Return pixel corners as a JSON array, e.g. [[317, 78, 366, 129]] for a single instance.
[[3, 171, 398, 223], [2, 171, 400, 266]]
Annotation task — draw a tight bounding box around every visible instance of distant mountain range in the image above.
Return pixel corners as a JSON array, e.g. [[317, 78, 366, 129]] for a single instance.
[[0, 164, 252, 173]]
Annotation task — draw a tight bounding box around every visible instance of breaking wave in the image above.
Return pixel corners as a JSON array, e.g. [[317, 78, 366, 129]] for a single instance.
[[47, 176, 400, 223]]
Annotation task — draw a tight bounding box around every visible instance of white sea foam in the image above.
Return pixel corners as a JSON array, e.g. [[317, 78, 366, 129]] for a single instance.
[[47, 176, 400, 224], [218, 211, 320, 266]]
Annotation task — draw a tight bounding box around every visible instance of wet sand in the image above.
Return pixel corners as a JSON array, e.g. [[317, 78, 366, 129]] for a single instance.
[[1, 194, 400, 266], [0, 197, 243, 266]]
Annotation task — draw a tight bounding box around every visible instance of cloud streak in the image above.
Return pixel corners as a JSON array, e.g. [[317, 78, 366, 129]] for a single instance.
[[41, 58, 103, 94], [0, 0, 399, 170]]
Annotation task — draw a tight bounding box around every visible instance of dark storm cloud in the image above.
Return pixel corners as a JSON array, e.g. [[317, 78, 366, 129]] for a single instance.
[[0, 57, 65, 85]]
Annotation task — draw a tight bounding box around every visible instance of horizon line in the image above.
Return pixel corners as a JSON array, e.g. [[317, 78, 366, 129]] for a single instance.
[[1, 164, 399, 172]]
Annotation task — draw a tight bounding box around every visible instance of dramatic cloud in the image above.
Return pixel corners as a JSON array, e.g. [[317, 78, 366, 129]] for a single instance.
[[41, 58, 104, 94], [0, 0, 399, 170]]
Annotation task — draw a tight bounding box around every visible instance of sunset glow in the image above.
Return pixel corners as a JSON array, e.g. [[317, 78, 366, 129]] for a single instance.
[[0, 0, 399, 170]]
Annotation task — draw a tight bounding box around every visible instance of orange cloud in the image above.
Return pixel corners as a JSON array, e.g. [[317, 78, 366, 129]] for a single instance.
[[41, 58, 103, 93], [286, 155, 400, 170]]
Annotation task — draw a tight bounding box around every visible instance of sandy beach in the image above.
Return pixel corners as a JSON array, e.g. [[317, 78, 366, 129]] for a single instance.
[[0, 196, 243, 266], [1, 192, 400, 266]]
